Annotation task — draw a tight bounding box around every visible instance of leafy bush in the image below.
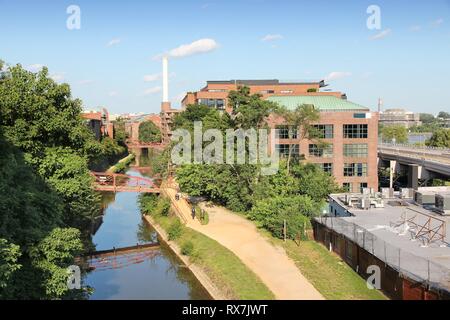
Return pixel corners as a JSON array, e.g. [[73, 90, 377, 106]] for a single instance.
[[181, 241, 194, 256], [139, 120, 161, 143], [249, 195, 316, 239], [138, 194, 159, 215], [167, 220, 183, 240], [155, 197, 171, 216]]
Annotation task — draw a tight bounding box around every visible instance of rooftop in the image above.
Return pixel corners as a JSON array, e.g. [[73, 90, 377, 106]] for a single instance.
[[324, 190, 450, 291], [267, 95, 370, 111], [206, 79, 326, 87]]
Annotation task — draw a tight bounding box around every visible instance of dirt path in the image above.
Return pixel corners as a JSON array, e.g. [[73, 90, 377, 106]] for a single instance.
[[164, 186, 324, 300]]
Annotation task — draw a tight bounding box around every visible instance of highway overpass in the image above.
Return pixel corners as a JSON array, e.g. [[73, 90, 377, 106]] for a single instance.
[[378, 143, 450, 189]]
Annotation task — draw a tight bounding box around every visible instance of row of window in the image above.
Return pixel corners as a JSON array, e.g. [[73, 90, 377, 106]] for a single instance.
[[275, 124, 369, 139], [343, 182, 368, 193], [275, 143, 369, 158], [197, 98, 225, 110]]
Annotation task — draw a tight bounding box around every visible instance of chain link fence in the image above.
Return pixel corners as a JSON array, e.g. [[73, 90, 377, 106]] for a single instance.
[[315, 216, 450, 293]]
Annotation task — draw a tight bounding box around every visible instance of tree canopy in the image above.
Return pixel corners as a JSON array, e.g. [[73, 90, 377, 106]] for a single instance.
[[0, 62, 105, 298], [380, 125, 408, 144], [139, 120, 162, 143], [426, 129, 450, 148]]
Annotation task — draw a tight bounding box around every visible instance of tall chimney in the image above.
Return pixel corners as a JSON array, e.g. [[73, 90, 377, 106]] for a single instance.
[[162, 55, 169, 103]]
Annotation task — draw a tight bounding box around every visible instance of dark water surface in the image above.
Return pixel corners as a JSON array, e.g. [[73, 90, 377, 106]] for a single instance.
[[84, 169, 210, 300]]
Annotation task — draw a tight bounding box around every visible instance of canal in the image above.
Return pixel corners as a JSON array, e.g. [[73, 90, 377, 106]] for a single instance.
[[84, 169, 211, 300]]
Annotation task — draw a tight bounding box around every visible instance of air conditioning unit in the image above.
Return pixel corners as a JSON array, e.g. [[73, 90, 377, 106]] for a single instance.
[[435, 193, 450, 215], [381, 188, 394, 199], [414, 191, 435, 205], [400, 188, 414, 199], [358, 197, 370, 210]]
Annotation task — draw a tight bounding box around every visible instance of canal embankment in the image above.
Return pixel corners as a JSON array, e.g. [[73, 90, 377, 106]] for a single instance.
[[140, 194, 275, 300]]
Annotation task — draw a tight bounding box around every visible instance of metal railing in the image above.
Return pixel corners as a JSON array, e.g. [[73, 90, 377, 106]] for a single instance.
[[316, 216, 450, 292]]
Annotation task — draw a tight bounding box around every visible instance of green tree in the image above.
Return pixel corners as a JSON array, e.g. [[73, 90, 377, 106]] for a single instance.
[[426, 129, 450, 148], [437, 111, 450, 119], [380, 125, 408, 144], [228, 86, 277, 129], [275, 104, 321, 173], [0, 239, 21, 289], [139, 120, 161, 143], [420, 113, 435, 124]]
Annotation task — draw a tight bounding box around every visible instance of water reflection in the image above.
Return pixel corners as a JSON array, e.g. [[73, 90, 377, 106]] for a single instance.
[[84, 169, 210, 300]]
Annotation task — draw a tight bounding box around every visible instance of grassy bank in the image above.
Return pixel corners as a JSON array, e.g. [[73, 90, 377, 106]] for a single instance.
[[107, 153, 135, 173], [270, 236, 387, 300], [140, 195, 274, 300]]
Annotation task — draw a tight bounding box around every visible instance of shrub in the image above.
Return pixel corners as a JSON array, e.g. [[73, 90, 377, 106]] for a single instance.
[[181, 241, 194, 256], [167, 220, 183, 240], [155, 197, 171, 216], [138, 194, 158, 215]]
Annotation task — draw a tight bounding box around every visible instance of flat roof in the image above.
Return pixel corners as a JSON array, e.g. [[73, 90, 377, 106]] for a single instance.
[[267, 95, 370, 111], [324, 193, 450, 290], [206, 79, 326, 87]]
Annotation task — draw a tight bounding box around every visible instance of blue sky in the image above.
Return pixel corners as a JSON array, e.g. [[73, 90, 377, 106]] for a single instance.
[[1, 0, 449, 115]]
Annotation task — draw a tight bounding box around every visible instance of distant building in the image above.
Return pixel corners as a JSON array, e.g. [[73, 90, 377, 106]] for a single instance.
[[81, 108, 113, 140], [181, 79, 347, 113], [123, 113, 161, 142], [379, 108, 421, 128]]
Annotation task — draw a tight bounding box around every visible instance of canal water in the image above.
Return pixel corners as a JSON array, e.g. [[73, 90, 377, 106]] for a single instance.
[[84, 169, 210, 300]]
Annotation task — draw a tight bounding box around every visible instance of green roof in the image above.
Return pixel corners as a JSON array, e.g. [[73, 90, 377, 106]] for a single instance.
[[267, 95, 369, 111]]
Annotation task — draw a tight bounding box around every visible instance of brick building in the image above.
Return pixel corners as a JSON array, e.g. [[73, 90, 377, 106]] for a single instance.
[[181, 80, 379, 192], [81, 108, 114, 140]]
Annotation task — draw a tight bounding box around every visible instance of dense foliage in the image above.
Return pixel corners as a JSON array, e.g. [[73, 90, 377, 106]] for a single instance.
[[0, 61, 109, 298], [172, 87, 339, 239], [426, 129, 450, 148], [379, 125, 408, 144], [139, 120, 161, 143]]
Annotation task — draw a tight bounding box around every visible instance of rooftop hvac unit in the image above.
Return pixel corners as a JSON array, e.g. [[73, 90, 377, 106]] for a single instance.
[[435, 193, 450, 215], [400, 188, 414, 199], [414, 191, 435, 205], [358, 197, 370, 210], [381, 188, 394, 199]]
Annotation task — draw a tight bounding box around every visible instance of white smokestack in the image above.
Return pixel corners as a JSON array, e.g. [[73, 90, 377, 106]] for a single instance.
[[162, 55, 169, 103]]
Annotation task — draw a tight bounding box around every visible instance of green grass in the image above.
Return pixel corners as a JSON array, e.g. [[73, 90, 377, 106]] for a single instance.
[[151, 212, 274, 300], [276, 238, 387, 300]]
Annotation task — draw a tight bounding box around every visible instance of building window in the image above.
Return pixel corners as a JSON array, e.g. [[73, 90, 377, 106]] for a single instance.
[[276, 144, 299, 157], [343, 144, 368, 157], [359, 183, 368, 193], [208, 89, 227, 92], [343, 183, 352, 192], [197, 98, 225, 110], [260, 89, 275, 94], [313, 124, 334, 139], [275, 125, 298, 139], [343, 124, 368, 139], [320, 163, 333, 174], [353, 113, 366, 119], [280, 90, 293, 94], [344, 163, 368, 177], [308, 144, 333, 158], [216, 99, 225, 110]]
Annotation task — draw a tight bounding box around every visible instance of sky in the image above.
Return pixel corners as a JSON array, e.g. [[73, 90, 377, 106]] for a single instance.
[[1, 0, 449, 115]]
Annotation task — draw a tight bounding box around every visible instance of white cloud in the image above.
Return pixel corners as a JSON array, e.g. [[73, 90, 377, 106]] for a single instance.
[[26, 64, 44, 72], [50, 72, 65, 82], [79, 79, 94, 85], [143, 86, 162, 95], [325, 72, 352, 82], [155, 38, 218, 60], [107, 38, 121, 47], [261, 34, 283, 42], [143, 73, 161, 82], [432, 18, 444, 27], [109, 91, 118, 97], [370, 28, 391, 40]]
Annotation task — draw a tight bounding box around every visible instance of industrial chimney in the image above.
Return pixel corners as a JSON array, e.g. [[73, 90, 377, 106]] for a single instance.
[[161, 55, 171, 112]]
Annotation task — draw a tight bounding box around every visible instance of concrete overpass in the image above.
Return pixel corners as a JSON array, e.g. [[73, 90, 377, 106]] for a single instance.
[[378, 143, 450, 189]]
